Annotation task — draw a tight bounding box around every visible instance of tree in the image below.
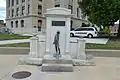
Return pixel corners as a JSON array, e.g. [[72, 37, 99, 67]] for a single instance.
[[81, 23, 90, 27], [78, 0, 120, 36]]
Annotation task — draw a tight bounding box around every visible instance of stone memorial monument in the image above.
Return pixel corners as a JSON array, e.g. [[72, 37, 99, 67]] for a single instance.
[[19, 7, 94, 72], [9, 7, 95, 80], [41, 8, 73, 72]]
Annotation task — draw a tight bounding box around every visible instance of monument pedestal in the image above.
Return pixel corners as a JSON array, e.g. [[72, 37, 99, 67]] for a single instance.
[[41, 54, 73, 72], [19, 56, 43, 65]]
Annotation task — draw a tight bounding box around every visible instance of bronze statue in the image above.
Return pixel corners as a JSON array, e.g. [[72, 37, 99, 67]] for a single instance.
[[53, 31, 61, 57]]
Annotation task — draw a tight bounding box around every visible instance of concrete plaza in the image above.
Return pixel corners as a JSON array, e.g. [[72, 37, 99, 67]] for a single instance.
[[0, 50, 120, 80]]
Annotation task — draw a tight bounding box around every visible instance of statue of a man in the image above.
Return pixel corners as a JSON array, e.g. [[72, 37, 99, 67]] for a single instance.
[[53, 31, 61, 56]]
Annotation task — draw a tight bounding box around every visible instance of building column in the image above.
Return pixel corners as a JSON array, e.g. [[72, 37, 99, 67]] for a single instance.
[[10, 0, 12, 17], [25, 0, 28, 16]]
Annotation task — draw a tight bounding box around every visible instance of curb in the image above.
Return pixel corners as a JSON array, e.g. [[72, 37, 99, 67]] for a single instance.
[[0, 47, 120, 52], [86, 49, 120, 52]]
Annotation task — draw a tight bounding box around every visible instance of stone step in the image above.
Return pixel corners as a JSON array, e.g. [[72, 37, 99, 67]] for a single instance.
[[43, 54, 72, 60], [42, 59, 73, 64], [41, 63, 73, 72]]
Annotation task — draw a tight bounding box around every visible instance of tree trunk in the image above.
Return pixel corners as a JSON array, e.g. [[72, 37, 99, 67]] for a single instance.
[[117, 20, 120, 37]]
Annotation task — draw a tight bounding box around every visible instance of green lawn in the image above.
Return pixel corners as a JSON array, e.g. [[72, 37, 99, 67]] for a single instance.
[[86, 38, 120, 50], [0, 34, 31, 40], [1, 38, 120, 50], [0, 34, 30, 47], [0, 43, 30, 47], [0, 34, 120, 50]]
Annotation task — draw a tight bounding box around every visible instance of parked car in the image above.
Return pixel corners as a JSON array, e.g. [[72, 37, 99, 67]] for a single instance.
[[70, 27, 99, 38]]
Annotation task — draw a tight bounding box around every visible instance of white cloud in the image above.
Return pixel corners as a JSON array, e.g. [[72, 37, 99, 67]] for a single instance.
[[0, 0, 6, 7], [0, 0, 6, 21]]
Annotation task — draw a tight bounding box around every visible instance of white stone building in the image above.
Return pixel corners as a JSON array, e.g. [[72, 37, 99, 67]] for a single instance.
[[6, 0, 46, 34], [6, 0, 89, 34]]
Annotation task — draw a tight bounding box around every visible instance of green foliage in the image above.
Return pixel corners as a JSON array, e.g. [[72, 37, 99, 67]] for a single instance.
[[81, 23, 90, 27], [103, 26, 110, 35], [86, 38, 120, 50], [0, 43, 29, 47], [0, 34, 31, 40], [78, 0, 120, 27]]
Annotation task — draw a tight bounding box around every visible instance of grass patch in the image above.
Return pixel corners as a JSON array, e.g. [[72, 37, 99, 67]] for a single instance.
[[0, 43, 30, 47], [86, 38, 120, 50], [0, 34, 120, 50], [0, 34, 31, 40]]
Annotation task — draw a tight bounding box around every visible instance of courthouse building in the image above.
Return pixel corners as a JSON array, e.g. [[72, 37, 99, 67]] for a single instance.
[[6, 0, 89, 34]]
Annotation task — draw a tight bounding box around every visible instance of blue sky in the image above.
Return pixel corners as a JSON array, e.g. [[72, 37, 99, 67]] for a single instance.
[[0, 0, 6, 21]]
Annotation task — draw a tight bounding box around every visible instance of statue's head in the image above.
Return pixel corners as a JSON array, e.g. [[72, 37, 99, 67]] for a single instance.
[[57, 31, 60, 34]]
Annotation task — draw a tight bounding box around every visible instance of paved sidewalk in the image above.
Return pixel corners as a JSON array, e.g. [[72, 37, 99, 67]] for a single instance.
[[0, 55, 24, 80], [0, 39, 30, 45], [2, 56, 120, 80]]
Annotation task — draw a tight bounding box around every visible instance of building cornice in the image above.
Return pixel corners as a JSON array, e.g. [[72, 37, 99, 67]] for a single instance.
[[6, 15, 45, 21]]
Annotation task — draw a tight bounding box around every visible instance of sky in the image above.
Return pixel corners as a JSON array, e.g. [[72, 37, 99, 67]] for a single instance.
[[0, 0, 6, 21]]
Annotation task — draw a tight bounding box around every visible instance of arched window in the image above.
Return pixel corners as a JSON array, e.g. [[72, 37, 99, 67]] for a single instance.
[[15, 21, 18, 28], [22, 6, 25, 15], [12, 9, 14, 17], [28, 5, 30, 14], [11, 21, 13, 28], [21, 20, 24, 27]]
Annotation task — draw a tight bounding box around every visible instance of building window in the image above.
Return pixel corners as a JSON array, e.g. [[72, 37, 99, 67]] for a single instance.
[[21, 20, 24, 27], [55, 4, 60, 7], [22, 0, 25, 3], [11, 21, 13, 28], [12, 9, 14, 17], [38, 20, 42, 31], [7, 0, 10, 7], [38, 5, 42, 10], [16, 0, 19, 5], [16, 7, 19, 16], [38, 12, 42, 15], [34, 26, 36, 28], [77, 8, 79, 17], [70, 20, 73, 30], [28, 5, 30, 14], [39, 0, 42, 1], [15, 21, 18, 28], [68, 5, 73, 13], [7, 10, 10, 17], [12, 0, 14, 6], [38, 5, 42, 15], [22, 6, 25, 15]]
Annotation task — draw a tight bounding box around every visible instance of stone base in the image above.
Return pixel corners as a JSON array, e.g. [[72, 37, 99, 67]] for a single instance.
[[41, 54, 73, 72], [72, 53, 95, 66], [73, 59, 95, 66], [19, 56, 42, 65]]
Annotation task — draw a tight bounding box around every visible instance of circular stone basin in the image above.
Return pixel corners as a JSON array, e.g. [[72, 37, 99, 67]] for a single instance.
[[12, 71, 31, 79]]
